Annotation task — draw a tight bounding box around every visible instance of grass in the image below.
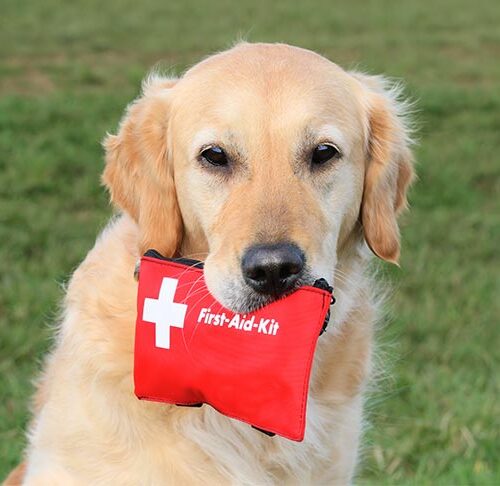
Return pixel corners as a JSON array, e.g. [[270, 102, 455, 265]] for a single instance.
[[1, 0, 499, 483]]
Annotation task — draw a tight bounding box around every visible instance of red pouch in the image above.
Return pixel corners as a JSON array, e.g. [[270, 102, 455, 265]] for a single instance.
[[134, 250, 334, 441]]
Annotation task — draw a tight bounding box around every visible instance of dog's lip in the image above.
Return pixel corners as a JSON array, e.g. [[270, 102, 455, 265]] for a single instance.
[[227, 276, 316, 313]]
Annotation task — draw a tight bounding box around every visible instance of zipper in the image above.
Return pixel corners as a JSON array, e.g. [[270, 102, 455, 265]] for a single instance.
[[143, 249, 204, 269]]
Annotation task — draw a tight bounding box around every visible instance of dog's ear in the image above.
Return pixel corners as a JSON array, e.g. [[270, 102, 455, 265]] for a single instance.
[[102, 76, 183, 256], [352, 73, 415, 264]]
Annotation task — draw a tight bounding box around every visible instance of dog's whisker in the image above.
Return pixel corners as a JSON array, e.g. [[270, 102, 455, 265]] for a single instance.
[[187, 295, 220, 346], [183, 277, 211, 302], [333, 270, 372, 302], [176, 252, 209, 260]]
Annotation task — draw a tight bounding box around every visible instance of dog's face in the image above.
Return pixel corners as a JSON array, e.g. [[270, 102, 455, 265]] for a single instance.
[[103, 43, 413, 312]]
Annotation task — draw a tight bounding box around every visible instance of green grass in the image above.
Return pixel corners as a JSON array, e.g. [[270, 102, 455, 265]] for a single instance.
[[1, 0, 499, 483]]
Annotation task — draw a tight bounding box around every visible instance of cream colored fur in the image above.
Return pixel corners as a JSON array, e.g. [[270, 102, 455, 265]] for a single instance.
[[8, 42, 414, 486]]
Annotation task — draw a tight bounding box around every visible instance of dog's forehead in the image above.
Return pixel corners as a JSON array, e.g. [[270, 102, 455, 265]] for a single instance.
[[171, 44, 364, 135]]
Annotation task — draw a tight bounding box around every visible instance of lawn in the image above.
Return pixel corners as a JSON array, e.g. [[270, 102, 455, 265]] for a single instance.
[[1, 0, 499, 483]]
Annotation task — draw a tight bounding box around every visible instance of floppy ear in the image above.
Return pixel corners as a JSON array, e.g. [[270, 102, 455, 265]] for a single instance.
[[102, 76, 183, 256], [353, 73, 415, 264]]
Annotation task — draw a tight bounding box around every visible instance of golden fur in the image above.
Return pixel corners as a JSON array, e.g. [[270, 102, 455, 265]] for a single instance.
[[7, 42, 414, 485]]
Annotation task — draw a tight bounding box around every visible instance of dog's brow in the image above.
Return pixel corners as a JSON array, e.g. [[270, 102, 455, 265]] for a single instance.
[[190, 128, 244, 161], [298, 124, 348, 160], [316, 124, 347, 151], [190, 128, 219, 156]]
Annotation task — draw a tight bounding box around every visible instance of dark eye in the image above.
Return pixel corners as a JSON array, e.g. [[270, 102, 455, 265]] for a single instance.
[[200, 146, 228, 167], [311, 143, 341, 166]]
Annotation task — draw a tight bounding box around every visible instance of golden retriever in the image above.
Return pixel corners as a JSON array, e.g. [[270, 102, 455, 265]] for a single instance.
[[7, 42, 414, 485]]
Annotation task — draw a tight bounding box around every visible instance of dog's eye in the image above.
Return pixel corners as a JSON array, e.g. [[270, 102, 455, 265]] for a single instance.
[[201, 146, 228, 167], [311, 143, 341, 166]]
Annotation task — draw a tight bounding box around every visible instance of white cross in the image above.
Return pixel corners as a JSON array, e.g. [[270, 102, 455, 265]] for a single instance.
[[142, 277, 187, 349]]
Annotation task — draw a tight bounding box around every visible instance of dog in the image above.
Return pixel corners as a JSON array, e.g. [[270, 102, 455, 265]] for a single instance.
[[6, 42, 414, 485]]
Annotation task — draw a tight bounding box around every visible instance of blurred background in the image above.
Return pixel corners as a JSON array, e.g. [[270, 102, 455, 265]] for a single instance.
[[1, 0, 499, 483]]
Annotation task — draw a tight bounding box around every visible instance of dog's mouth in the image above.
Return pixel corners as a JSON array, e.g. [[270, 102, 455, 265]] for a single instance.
[[210, 268, 318, 314]]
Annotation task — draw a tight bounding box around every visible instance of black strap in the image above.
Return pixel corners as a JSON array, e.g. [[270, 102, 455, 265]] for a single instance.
[[252, 426, 276, 437], [313, 278, 335, 335]]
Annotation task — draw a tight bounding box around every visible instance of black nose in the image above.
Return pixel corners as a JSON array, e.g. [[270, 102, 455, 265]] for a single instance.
[[241, 243, 305, 296]]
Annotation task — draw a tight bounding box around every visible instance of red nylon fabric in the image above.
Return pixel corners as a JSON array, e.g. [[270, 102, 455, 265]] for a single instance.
[[134, 256, 332, 441]]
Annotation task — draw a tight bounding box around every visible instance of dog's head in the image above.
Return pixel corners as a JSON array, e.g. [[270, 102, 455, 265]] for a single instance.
[[103, 43, 414, 312]]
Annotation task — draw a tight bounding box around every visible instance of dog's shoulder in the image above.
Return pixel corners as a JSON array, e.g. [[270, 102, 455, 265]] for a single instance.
[[59, 214, 141, 366]]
